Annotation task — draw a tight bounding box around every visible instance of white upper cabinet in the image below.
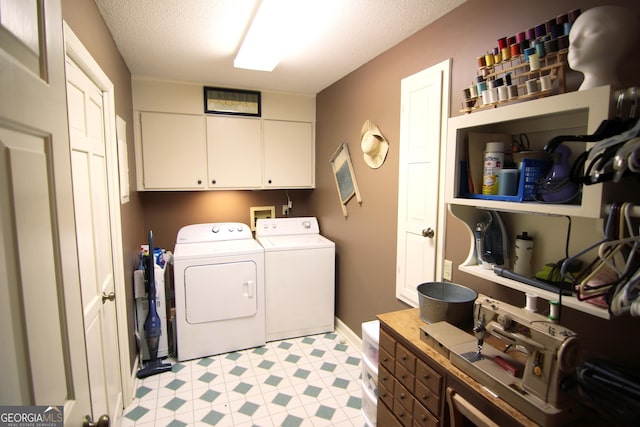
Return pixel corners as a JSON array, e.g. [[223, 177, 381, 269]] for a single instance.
[[263, 120, 314, 188], [207, 116, 262, 189], [139, 112, 207, 189], [133, 79, 315, 191]]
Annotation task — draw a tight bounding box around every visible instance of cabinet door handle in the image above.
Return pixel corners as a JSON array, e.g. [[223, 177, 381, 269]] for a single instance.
[[422, 228, 435, 238], [197, 179, 202, 185], [211, 179, 216, 184]]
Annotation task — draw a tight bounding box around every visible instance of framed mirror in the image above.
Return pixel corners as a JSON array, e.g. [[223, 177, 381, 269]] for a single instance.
[[204, 86, 261, 116]]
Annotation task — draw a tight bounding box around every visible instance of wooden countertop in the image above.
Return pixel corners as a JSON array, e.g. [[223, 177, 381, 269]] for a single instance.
[[377, 308, 538, 427]]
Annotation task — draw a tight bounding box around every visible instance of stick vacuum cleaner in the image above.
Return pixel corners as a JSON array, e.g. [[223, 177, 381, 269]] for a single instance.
[[137, 230, 172, 379]]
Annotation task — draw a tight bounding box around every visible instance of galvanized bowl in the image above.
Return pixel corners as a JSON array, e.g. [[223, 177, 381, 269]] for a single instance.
[[417, 282, 477, 326]]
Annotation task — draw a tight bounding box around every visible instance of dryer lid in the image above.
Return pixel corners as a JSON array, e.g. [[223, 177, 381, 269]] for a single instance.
[[176, 222, 252, 244]]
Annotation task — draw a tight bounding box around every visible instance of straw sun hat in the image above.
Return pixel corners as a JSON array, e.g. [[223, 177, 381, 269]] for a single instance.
[[360, 120, 389, 169]]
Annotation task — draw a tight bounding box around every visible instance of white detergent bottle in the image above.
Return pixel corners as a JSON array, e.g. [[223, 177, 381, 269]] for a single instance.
[[513, 231, 534, 276]]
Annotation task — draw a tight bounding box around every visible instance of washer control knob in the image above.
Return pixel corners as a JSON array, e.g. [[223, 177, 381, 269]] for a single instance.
[[302, 221, 311, 228], [263, 223, 268, 229], [212, 225, 220, 233], [237, 225, 243, 232], [228, 226, 235, 232]]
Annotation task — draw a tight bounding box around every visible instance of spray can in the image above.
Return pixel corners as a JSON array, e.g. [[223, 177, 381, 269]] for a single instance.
[[513, 232, 534, 276], [482, 142, 504, 195]]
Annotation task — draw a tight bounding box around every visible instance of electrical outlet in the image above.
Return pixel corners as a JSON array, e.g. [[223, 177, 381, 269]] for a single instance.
[[443, 259, 453, 281], [282, 205, 289, 216]]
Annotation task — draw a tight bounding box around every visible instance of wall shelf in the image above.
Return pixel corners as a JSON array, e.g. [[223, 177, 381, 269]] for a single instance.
[[459, 265, 609, 319], [445, 86, 639, 320]]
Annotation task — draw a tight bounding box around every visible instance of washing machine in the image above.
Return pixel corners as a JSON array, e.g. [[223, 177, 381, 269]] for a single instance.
[[173, 223, 265, 361], [255, 217, 335, 341]]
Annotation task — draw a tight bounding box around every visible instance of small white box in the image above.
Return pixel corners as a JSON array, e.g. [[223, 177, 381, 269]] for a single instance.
[[361, 320, 380, 366]]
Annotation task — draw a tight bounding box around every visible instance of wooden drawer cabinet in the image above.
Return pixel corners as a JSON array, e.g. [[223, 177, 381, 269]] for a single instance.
[[414, 378, 440, 417], [416, 358, 442, 392], [395, 361, 414, 392], [393, 382, 414, 427], [379, 375, 395, 409], [396, 343, 416, 372], [378, 323, 444, 427], [380, 346, 395, 375], [380, 327, 396, 354], [413, 402, 439, 427], [379, 400, 403, 427]]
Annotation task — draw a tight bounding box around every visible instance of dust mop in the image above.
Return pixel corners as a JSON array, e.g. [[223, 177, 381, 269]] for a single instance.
[[137, 230, 172, 379]]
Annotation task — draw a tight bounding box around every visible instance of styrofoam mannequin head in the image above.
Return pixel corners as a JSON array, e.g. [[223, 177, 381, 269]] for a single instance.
[[568, 6, 639, 90]]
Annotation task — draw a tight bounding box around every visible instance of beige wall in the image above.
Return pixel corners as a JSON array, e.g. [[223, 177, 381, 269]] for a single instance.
[[313, 0, 640, 364], [61, 0, 144, 369], [140, 190, 311, 251]]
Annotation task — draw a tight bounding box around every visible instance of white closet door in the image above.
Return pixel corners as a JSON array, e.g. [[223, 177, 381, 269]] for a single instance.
[[396, 60, 451, 306]]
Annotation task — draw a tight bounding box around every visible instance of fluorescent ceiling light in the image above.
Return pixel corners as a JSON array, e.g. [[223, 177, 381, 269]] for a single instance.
[[234, 0, 312, 72]]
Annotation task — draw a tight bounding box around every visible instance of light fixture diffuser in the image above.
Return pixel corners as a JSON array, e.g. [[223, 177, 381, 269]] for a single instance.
[[234, 0, 307, 72]]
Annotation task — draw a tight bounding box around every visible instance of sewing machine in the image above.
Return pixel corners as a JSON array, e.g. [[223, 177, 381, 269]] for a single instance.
[[420, 294, 581, 426]]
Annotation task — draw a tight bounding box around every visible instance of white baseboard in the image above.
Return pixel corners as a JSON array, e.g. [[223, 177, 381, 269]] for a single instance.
[[126, 357, 139, 405], [334, 317, 362, 350]]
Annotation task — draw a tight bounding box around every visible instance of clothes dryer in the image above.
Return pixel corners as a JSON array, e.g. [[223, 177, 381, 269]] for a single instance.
[[173, 223, 264, 361], [255, 217, 335, 341]]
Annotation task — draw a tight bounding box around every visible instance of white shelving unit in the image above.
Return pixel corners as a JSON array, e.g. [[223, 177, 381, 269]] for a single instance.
[[445, 86, 639, 320]]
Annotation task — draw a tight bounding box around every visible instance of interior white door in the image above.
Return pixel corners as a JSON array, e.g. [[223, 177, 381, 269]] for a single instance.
[[396, 60, 451, 306], [0, 0, 92, 423], [66, 56, 123, 423]]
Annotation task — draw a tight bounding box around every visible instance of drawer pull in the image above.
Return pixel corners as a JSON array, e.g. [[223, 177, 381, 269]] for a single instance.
[[423, 373, 430, 379], [421, 395, 428, 401]]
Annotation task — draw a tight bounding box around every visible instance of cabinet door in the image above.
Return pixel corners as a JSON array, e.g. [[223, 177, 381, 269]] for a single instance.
[[207, 116, 262, 188], [263, 120, 314, 188], [140, 112, 207, 189]]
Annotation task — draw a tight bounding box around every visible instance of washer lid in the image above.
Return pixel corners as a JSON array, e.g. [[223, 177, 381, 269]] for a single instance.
[[174, 238, 263, 259], [257, 234, 334, 250]]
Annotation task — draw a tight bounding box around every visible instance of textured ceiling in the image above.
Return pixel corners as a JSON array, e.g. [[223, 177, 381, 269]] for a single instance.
[[94, 0, 466, 95]]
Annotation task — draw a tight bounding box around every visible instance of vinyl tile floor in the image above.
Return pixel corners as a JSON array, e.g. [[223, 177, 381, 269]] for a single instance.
[[120, 332, 366, 427]]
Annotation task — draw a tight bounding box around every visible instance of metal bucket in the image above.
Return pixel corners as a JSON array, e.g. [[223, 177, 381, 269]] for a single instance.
[[417, 282, 477, 326]]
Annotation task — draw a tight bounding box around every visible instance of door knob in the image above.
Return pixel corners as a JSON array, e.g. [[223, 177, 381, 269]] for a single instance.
[[102, 292, 115, 303], [83, 414, 110, 427], [422, 228, 435, 238]]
